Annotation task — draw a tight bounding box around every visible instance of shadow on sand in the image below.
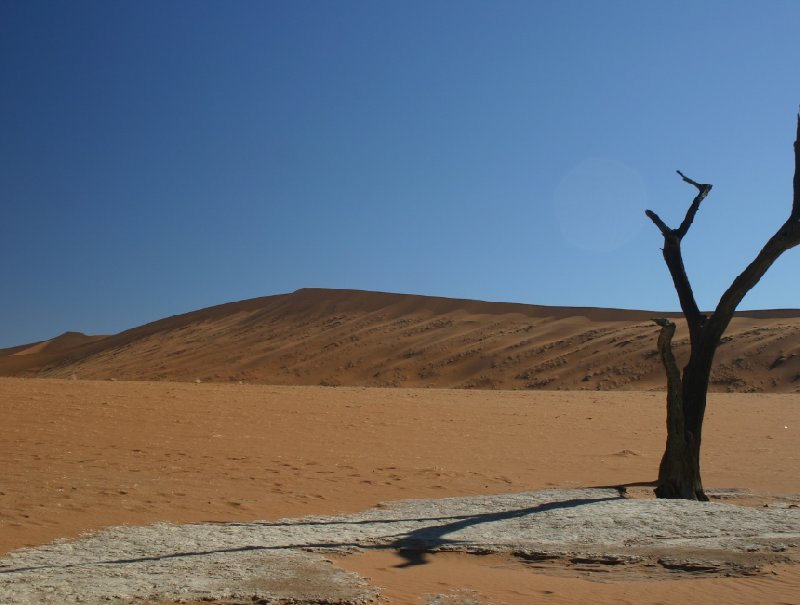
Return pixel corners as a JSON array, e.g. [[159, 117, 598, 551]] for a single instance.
[[0, 492, 625, 574], [385, 495, 620, 567]]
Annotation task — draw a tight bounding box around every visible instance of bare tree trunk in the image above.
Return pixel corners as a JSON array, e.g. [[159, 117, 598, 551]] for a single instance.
[[646, 114, 800, 500], [651, 320, 710, 500]]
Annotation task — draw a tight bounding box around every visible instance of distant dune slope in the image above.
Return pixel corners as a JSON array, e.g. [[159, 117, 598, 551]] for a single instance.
[[1, 288, 799, 392]]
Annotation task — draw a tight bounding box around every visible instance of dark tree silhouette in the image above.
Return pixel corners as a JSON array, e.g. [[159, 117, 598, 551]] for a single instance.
[[646, 114, 800, 500]]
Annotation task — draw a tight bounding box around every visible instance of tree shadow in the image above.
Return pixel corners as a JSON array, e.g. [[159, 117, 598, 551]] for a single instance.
[[0, 491, 623, 574], [383, 496, 620, 567]]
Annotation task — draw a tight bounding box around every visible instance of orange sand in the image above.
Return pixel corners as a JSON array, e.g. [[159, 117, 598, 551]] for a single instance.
[[1, 377, 798, 604]]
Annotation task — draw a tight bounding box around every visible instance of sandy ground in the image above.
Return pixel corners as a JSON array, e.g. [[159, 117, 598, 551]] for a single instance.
[[1, 377, 799, 603]]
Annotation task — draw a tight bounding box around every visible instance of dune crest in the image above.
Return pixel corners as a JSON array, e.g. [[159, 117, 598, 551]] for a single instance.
[[2, 288, 799, 392]]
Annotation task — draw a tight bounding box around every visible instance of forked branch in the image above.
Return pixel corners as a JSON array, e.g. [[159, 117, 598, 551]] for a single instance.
[[645, 172, 712, 336], [645, 171, 712, 241]]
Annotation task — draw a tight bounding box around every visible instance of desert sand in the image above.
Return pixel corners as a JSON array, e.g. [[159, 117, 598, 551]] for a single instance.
[[3, 288, 800, 393], [1, 377, 798, 603]]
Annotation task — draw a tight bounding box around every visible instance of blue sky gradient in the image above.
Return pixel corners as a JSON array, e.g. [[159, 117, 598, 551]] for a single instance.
[[2, 1, 800, 347]]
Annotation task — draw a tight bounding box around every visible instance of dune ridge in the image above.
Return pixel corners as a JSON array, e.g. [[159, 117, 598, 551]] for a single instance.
[[2, 288, 799, 392]]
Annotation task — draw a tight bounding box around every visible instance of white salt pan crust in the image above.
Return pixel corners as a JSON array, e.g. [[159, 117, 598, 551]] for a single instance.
[[1, 488, 798, 604]]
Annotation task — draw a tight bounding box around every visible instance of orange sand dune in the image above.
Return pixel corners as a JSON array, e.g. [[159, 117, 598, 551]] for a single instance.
[[2, 288, 799, 392]]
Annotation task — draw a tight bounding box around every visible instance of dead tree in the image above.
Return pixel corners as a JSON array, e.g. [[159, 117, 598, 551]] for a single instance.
[[646, 114, 800, 500]]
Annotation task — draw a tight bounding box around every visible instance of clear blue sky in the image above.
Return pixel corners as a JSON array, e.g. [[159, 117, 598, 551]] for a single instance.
[[2, 0, 800, 347]]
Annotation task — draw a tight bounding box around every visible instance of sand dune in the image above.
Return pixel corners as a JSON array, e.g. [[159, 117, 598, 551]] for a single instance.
[[3, 294, 798, 603], [2, 288, 798, 392]]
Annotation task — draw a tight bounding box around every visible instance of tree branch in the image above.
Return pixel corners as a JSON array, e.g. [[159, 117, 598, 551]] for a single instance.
[[701, 116, 800, 343], [676, 170, 705, 190], [675, 172, 712, 238], [661, 241, 705, 337], [652, 318, 684, 436], [645, 172, 713, 339], [793, 112, 800, 219], [645, 210, 671, 236], [705, 219, 800, 344]]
